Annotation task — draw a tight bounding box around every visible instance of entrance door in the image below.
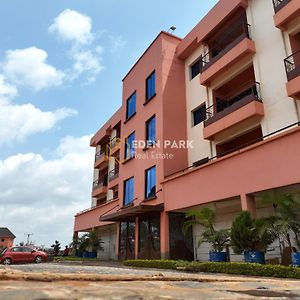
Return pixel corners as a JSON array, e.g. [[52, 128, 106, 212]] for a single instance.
[[118, 221, 135, 260], [138, 214, 161, 260]]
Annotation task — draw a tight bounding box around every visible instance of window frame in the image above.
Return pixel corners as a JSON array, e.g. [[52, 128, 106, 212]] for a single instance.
[[145, 71, 156, 102], [190, 57, 203, 80], [145, 165, 156, 199], [124, 132, 136, 160], [192, 103, 207, 127], [124, 176, 134, 206], [145, 115, 156, 147], [126, 92, 136, 121]]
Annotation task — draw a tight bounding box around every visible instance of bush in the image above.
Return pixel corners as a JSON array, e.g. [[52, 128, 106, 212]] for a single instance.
[[123, 259, 177, 269], [123, 260, 300, 279]]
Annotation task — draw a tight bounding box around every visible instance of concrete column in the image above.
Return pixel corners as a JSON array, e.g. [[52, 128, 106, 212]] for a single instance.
[[240, 194, 256, 218], [160, 211, 170, 259], [135, 217, 139, 259], [116, 222, 120, 260]]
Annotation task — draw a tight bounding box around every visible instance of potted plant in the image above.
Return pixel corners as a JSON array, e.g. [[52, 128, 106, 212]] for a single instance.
[[78, 234, 89, 258], [263, 193, 300, 266], [88, 230, 104, 258], [184, 207, 230, 262], [230, 211, 276, 264]]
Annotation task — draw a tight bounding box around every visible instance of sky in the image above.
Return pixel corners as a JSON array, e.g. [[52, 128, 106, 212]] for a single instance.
[[0, 0, 218, 247]]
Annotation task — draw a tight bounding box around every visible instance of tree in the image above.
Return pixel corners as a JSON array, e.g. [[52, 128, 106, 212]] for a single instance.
[[183, 207, 230, 252]]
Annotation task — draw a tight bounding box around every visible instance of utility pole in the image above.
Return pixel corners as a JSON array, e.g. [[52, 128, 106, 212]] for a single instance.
[[24, 233, 33, 245]]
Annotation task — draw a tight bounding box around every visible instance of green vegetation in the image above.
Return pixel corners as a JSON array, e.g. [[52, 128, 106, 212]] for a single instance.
[[123, 260, 300, 279], [54, 256, 99, 262]]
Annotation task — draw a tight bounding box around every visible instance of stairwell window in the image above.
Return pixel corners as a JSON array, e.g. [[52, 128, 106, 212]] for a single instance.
[[124, 177, 134, 206], [190, 57, 202, 80], [146, 71, 156, 101], [192, 104, 206, 126], [146, 115, 156, 147], [126, 92, 136, 120], [145, 166, 156, 199]]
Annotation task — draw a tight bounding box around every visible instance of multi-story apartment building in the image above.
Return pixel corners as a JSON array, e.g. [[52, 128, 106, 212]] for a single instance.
[[74, 0, 300, 261]]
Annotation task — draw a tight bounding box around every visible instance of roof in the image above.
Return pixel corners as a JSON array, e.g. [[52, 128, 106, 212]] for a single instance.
[[0, 228, 16, 239]]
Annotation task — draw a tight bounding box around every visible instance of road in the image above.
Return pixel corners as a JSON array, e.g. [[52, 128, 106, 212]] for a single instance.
[[0, 262, 300, 299]]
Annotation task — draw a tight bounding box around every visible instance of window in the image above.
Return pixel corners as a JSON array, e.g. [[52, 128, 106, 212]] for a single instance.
[[192, 104, 206, 126], [125, 132, 136, 159], [146, 115, 156, 146], [126, 92, 136, 120], [145, 166, 156, 199], [124, 177, 134, 206], [190, 58, 202, 79], [146, 71, 156, 101], [1, 239, 4, 242]]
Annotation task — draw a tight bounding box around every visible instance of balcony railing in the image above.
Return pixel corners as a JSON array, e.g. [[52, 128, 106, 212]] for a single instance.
[[273, 0, 290, 13], [93, 176, 108, 190], [108, 168, 119, 182], [201, 22, 251, 72], [205, 82, 262, 126], [109, 136, 120, 149], [95, 148, 107, 162], [284, 50, 300, 81]]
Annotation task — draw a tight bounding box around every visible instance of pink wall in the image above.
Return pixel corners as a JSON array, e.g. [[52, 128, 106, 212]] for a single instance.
[[0, 237, 14, 248], [163, 126, 300, 212]]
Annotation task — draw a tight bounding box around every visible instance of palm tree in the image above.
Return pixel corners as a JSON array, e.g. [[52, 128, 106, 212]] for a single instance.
[[183, 207, 230, 253]]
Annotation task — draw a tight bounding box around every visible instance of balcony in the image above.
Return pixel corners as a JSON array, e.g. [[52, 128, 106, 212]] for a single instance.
[[200, 23, 256, 86], [94, 148, 109, 169], [203, 82, 264, 140], [108, 168, 119, 187], [285, 51, 300, 98], [109, 136, 121, 155], [273, 0, 300, 34], [92, 176, 108, 198]]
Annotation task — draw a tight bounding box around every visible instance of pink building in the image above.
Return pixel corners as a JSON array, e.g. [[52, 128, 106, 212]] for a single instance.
[[74, 0, 300, 261], [0, 228, 15, 249]]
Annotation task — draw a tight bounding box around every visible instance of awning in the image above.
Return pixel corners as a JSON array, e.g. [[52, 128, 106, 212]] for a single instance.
[[100, 203, 164, 222]]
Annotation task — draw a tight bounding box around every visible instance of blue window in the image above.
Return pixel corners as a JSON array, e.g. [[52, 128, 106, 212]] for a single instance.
[[126, 92, 136, 120], [146, 71, 156, 101], [125, 132, 135, 159], [145, 166, 156, 199], [124, 177, 134, 206], [146, 115, 156, 146]]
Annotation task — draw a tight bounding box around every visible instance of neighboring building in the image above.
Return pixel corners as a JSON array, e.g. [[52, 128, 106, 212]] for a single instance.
[[0, 228, 16, 248], [74, 0, 300, 261]]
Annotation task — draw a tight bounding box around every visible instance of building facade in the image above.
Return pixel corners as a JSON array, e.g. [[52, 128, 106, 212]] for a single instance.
[[0, 228, 16, 248], [74, 0, 300, 261]]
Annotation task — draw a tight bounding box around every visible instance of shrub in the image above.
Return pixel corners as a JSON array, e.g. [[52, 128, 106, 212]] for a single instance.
[[123, 260, 300, 279]]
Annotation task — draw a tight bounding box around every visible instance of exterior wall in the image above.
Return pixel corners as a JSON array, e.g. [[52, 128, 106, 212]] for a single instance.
[[0, 237, 14, 248]]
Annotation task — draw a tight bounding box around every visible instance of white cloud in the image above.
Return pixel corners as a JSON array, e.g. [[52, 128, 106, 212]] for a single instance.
[[0, 135, 94, 246], [0, 103, 77, 144], [109, 35, 127, 53], [49, 9, 93, 45], [0, 75, 18, 99], [2, 47, 65, 91]]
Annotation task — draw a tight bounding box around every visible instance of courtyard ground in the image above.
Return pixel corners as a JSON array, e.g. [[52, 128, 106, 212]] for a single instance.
[[0, 262, 300, 299]]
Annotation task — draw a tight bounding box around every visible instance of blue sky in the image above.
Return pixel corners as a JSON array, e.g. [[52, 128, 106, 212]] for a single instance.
[[0, 0, 217, 247]]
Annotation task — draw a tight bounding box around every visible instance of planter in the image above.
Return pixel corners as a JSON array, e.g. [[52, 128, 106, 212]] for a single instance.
[[209, 251, 228, 262], [82, 251, 89, 258], [244, 251, 265, 264], [89, 251, 97, 259], [76, 252, 83, 258], [291, 252, 300, 267]]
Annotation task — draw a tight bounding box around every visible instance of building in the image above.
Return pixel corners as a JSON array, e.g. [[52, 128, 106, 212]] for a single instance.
[[74, 0, 300, 261], [0, 228, 16, 248]]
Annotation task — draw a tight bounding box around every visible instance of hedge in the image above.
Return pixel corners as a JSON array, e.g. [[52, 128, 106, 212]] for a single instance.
[[123, 260, 300, 279]]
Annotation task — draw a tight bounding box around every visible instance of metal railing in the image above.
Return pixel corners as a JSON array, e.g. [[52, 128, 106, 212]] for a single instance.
[[205, 82, 262, 122], [95, 148, 107, 162], [108, 168, 119, 182], [273, 0, 290, 13], [201, 23, 251, 71], [93, 176, 108, 190], [109, 136, 121, 149], [284, 50, 300, 81]]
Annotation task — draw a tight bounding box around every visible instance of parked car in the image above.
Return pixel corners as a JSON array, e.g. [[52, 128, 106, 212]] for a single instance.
[[0, 246, 48, 265]]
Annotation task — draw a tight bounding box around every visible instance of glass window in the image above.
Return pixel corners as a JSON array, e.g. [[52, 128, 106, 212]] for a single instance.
[[190, 58, 202, 79], [145, 166, 156, 199], [124, 177, 134, 206], [126, 92, 136, 120], [119, 221, 135, 260], [125, 132, 135, 159], [146, 71, 156, 101], [193, 104, 206, 126], [146, 115, 156, 146]]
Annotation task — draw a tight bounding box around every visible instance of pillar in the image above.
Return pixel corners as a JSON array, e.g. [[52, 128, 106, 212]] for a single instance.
[[116, 222, 120, 260], [240, 194, 256, 218], [135, 217, 139, 259], [160, 211, 170, 259]]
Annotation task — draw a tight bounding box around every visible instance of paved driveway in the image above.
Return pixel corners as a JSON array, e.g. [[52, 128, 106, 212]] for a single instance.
[[0, 263, 300, 299]]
